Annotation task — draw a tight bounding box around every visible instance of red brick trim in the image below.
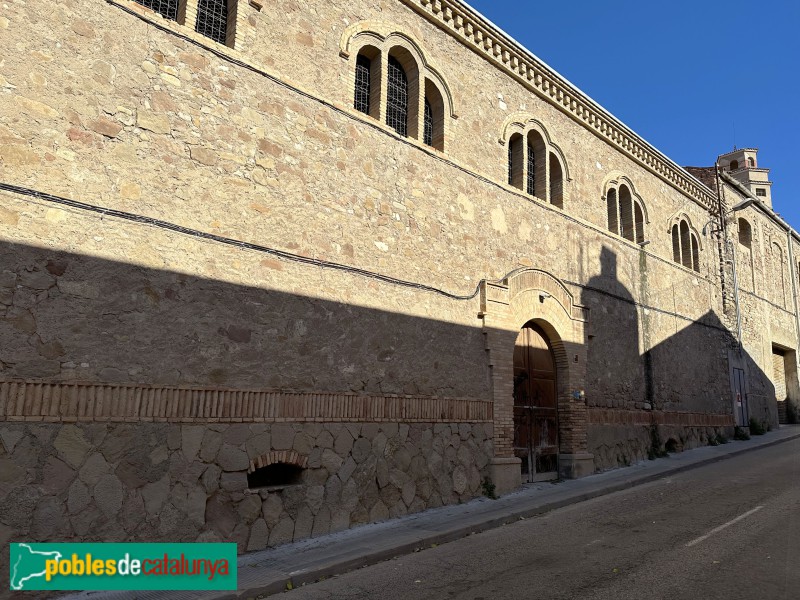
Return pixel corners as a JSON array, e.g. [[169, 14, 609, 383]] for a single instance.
[[0, 379, 491, 424], [588, 408, 734, 427], [249, 450, 308, 473]]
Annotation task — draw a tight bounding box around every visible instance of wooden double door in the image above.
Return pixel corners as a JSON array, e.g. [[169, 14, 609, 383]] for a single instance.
[[513, 321, 559, 482]]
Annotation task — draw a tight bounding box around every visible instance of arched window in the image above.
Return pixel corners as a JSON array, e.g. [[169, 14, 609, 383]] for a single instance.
[[134, 0, 179, 21], [679, 220, 692, 269], [773, 242, 786, 308], [671, 224, 681, 263], [354, 47, 380, 118], [508, 133, 524, 190], [747, 157, 755, 168], [386, 55, 409, 137], [738, 218, 752, 249], [607, 188, 619, 235], [634, 202, 645, 244], [423, 98, 433, 146], [526, 131, 546, 198], [619, 185, 634, 242], [672, 217, 700, 272], [730, 160, 739, 171], [133, 0, 237, 47], [423, 79, 445, 151], [549, 153, 564, 209], [604, 179, 645, 243], [195, 0, 230, 46]]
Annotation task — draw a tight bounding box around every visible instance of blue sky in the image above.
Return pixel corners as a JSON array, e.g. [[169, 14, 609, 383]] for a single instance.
[[466, 0, 800, 228]]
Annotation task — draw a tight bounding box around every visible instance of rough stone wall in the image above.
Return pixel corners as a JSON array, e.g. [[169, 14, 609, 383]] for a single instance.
[[589, 424, 733, 471], [0, 201, 489, 397], [0, 420, 492, 551], [0, 0, 795, 534]]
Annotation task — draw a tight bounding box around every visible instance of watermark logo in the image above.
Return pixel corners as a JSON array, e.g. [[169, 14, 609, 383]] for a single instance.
[[9, 543, 237, 591]]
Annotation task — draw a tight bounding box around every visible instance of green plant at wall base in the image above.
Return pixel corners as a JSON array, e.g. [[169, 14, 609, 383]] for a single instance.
[[715, 432, 729, 444], [734, 427, 751, 441], [481, 477, 497, 500], [749, 417, 767, 435]]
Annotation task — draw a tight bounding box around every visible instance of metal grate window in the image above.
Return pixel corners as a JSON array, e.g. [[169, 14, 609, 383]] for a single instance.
[[526, 144, 535, 196], [423, 97, 433, 146], [508, 143, 513, 185], [134, 0, 179, 21], [195, 0, 228, 45], [354, 55, 371, 115], [386, 56, 408, 137]]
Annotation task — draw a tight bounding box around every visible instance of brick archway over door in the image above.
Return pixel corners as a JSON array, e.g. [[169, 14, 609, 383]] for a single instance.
[[480, 269, 593, 494]]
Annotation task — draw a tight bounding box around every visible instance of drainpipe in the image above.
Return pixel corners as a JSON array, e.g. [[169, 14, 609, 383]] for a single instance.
[[728, 238, 743, 352]]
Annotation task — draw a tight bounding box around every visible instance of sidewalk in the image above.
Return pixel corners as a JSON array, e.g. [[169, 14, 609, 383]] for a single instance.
[[66, 425, 800, 600]]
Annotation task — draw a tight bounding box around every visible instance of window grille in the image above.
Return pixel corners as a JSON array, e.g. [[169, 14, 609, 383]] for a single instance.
[[195, 0, 228, 45], [133, 0, 179, 21], [424, 97, 433, 146], [508, 143, 513, 185], [386, 56, 408, 137], [354, 55, 371, 115], [526, 144, 536, 196]]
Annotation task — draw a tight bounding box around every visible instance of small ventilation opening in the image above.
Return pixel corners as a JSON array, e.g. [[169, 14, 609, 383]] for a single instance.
[[665, 438, 680, 453], [247, 462, 303, 489]]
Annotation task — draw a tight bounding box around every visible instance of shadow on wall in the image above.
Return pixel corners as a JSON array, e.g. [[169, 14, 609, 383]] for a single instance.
[[581, 247, 777, 470], [0, 241, 495, 557], [0, 241, 490, 398]]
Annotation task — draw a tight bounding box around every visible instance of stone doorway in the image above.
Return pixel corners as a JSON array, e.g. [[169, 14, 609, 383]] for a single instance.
[[480, 268, 594, 495], [513, 321, 559, 482]]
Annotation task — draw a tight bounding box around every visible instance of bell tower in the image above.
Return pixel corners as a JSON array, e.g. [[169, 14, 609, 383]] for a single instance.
[[718, 148, 773, 209]]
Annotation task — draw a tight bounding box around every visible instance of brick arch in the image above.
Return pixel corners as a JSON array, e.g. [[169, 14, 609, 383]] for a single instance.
[[248, 450, 308, 474], [480, 269, 593, 493]]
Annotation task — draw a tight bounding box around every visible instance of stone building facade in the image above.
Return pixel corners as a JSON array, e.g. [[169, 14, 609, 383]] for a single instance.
[[0, 0, 797, 553]]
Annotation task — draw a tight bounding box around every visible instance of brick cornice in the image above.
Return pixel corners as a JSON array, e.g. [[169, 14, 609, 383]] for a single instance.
[[398, 0, 717, 210]]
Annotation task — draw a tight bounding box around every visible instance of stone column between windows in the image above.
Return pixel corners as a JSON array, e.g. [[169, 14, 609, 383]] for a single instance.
[[543, 149, 551, 204], [378, 52, 389, 125], [521, 142, 529, 192], [183, 0, 199, 32]]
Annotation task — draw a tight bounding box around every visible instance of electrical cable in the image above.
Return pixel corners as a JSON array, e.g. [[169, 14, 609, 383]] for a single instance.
[[0, 181, 485, 300]]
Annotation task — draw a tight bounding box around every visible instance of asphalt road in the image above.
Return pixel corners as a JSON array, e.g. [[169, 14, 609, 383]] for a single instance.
[[285, 437, 800, 600]]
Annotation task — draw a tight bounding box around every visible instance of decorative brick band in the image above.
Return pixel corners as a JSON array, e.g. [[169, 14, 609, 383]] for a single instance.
[[249, 450, 308, 474], [0, 380, 492, 424], [588, 408, 734, 427]]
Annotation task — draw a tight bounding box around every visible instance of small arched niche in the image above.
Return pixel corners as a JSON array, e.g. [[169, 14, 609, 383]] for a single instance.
[[248, 462, 304, 489], [738, 218, 752, 250]]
